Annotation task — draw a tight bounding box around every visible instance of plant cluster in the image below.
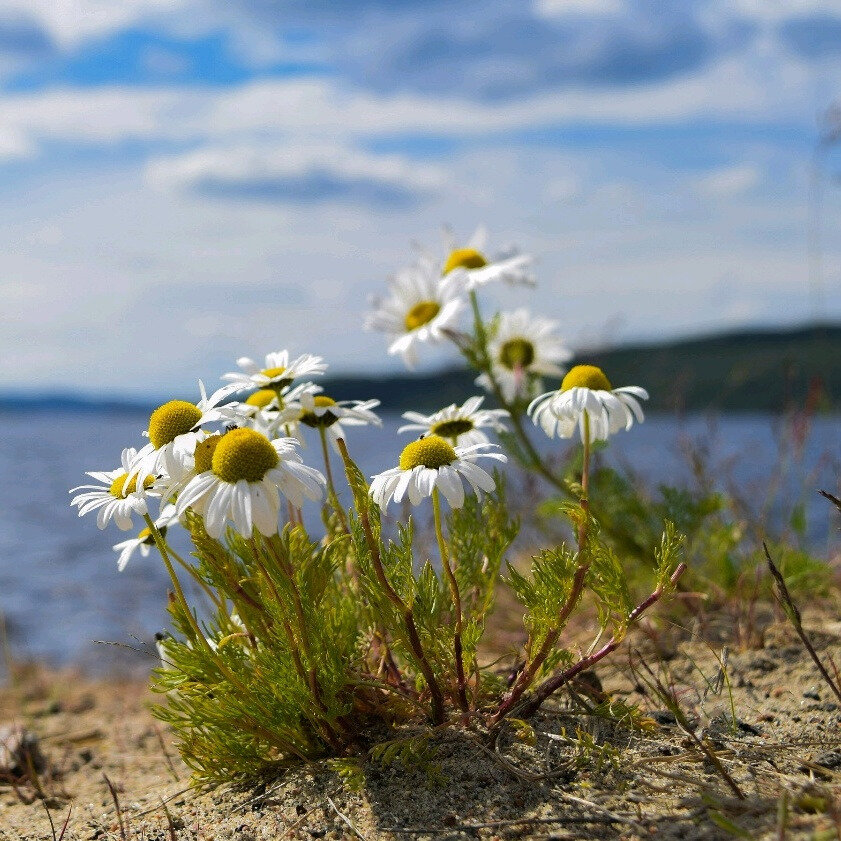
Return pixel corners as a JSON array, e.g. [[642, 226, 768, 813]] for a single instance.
[[71, 225, 685, 785]]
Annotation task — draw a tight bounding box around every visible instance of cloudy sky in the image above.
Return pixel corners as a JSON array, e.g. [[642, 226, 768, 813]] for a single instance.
[[3, 0, 841, 396]]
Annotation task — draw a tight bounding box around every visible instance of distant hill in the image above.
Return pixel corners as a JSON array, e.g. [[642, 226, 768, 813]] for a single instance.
[[2, 324, 839, 415], [319, 323, 841, 414]]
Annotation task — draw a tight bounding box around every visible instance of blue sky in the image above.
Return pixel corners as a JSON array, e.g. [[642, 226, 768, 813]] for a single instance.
[[2, 0, 841, 395]]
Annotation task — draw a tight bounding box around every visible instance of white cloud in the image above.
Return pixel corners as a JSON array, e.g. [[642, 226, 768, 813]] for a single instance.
[[2, 135, 838, 395], [695, 164, 761, 197], [0, 1, 839, 393], [0, 51, 824, 164], [727, 0, 841, 24], [1, 0, 192, 46], [146, 143, 444, 202], [534, 0, 623, 17]]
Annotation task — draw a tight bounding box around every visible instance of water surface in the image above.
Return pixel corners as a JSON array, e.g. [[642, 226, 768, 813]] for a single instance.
[[0, 409, 837, 670]]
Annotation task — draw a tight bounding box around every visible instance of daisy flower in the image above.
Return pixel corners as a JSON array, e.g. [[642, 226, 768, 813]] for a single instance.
[[241, 381, 324, 442], [130, 380, 247, 487], [174, 427, 326, 539], [528, 364, 648, 444], [365, 261, 466, 368], [476, 308, 572, 403], [70, 448, 158, 531], [111, 506, 177, 571], [241, 388, 280, 418], [440, 225, 534, 289], [222, 350, 327, 393], [369, 435, 506, 511], [399, 396, 509, 448], [277, 391, 382, 449]]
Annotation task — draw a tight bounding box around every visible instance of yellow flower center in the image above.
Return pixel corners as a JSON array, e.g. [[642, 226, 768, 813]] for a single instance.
[[245, 389, 277, 409], [399, 435, 457, 470], [194, 434, 224, 474], [301, 395, 338, 428], [138, 527, 156, 545], [430, 418, 474, 439], [443, 247, 487, 275], [211, 428, 279, 483], [261, 366, 287, 379], [148, 400, 203, 449], [561, 365, 612, 392], [404, 300, 441, 332], [109, 472, 153, 498], [498, 338, 535, 370]]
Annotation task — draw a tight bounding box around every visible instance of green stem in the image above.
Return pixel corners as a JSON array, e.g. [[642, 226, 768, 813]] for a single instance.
[[578, 411, 591, 552], [165, 543, 226, 610], [336, 437, 446, 725], [488, 413, 594, 727], [468, 290, 488, 360], [319, 427, 351, 535], [252, 540, 344, 749], [432, 489, 469, 713], [143, 515, 277, 719], [459, 294, 644, 557], [144, 514, 200, 644]]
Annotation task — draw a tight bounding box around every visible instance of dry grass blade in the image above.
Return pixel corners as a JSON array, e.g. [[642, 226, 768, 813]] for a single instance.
[[552, 789, 645, 830], [43, 800, 57, 841], [46, 804, 73, 841], [152, 723, 179, 782], [159, 797, 178, 841], [629, 651, 745, 800], [327, 796, 369, 841], [57, 805, 72, 841], [103, 773, 128, 841], [818, 489, 841, 512], [764, 542, 841, 704]]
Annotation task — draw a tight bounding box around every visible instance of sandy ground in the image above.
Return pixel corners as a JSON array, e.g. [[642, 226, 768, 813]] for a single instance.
[[2, 613, 841, 841]]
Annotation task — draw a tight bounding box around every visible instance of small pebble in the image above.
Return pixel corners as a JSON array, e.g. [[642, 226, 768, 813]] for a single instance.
[[815, 751, 841, 770]]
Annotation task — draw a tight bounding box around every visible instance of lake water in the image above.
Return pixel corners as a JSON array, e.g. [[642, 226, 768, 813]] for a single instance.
[[0, 409, 837, 671]]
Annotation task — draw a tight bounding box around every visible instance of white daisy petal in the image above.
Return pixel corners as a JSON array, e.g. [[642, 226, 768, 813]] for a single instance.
[[205, 484, 234, 539], [407, 469, 425, 506], [175, 472, 217, 516], [231, 480, 253, 537], [251, 484, 278, 536], [456, 460, 497, 494], [393, 469, 415, 505], [436, 465, 465, 509]]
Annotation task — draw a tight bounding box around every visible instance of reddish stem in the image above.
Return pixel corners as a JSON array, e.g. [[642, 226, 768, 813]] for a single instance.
[[494, 563, 687, 723]]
